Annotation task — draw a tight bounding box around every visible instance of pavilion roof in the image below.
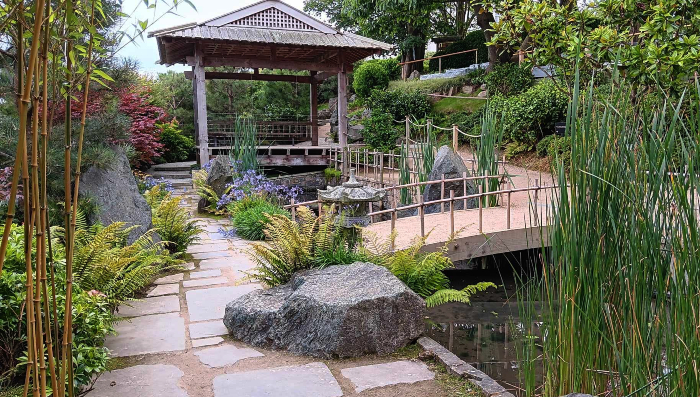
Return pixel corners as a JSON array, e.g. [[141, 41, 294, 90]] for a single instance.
[[149, 0, 392, 69]]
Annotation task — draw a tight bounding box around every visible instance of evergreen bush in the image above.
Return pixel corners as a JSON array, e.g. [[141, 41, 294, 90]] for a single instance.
[[353, 62, 390, 98]]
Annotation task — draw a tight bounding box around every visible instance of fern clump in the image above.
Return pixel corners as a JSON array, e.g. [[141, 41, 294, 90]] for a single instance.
[[231, 199, 288, 241], [146, 187, 203, 253]]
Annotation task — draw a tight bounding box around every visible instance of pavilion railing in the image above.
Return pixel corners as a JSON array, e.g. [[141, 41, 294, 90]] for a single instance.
[[207, 113, 313, 146]]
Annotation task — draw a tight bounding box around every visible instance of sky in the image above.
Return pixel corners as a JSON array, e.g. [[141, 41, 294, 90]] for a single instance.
[[118, 0, 309, 75]]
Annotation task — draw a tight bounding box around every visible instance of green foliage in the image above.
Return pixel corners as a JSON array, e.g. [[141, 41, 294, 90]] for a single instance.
[[362, 112, 402, 151], [230, 116, 258, 172], [432, 96, 485, 115], [449, 106, 485, 145], [231, 199, 289, 241], [157, 119, 194, 163], [536, 134, 558, 157], [193, 169, 223, 215], [428, 30, 489, 72], [546, 135, 571, 170], [323, 168, 342, 181], [145, 187, 202, 253], [504, 141, 532, 160], [368, 58, 402, 80], [247, 206, 361, 286], [491, 81, 569, 143], [389, 74, 480, 95], [424, 282, 497, 308], [367, 90, 431, 121], [484, 63, 534, 97], [0, 272, 26, 384], [353, 62, 390, 98], [71, 222, 178, 305], [465, 68, 487, 86]]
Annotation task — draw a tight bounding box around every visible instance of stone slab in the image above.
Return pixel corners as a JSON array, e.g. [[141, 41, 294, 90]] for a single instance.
[[107, 313, 185, 357], [183, 276, 228, 288], [186, 285, 261, 322], [192, 337, 224, 348], [340, 360, 435, 392], [189, 320, 229, 339], [154, 273, 184, 285], [198, 256, 255, 271], [191, 251, 233, 260], [91, 364, 188, 397], [147, 283, 179, 297], [186, 243, 230, 254], [116, 295, 180, 318], [213, 362, 342, 397], [189, 269, 221, 279], [195, 345, 264, 368]]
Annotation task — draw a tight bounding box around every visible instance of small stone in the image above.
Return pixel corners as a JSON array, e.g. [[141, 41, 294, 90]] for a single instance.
[[192, 337, 224, 348], [189, 321, 229, 339], [116, 296, 180, 318], [189, 269, 222, 279], [183, 276, 228, 288], [212, 362, 342, 397], [154, 273, 183, 285], [147, 284, 179, 297], [182, 262, 196, 270], [194, 345, 264, 368], [477, 89, 488, 98], [341, 360, 434, 392], [91, 364, 188, 397]]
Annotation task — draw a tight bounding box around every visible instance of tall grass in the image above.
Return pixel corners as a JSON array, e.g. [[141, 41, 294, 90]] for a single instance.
[[518, 72, 700, 397], [477, 106, 503, 206], [230, 116, 258, 171], [399, 143, 412, 204]]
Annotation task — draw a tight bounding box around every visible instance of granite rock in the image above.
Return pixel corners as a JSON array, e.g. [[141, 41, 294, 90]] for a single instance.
[[422, 145, 477, 214]]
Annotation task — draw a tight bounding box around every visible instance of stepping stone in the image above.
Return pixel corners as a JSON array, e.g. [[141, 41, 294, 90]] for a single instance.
[[190, 269, 221, 279], [187, 243, 230, 254], [340, 360, 435, 393], [154, 273, 183, 285], [147, 284, 179, 297], [192, 337, 224, 348], [92, 364, 188, 397], [116, 296, 180, 318], [186, 285, 261, 322], [189, 320, 229, 339], [183, 276, 228, 288], [107, 313, 185, 357], [192, 251, 233, 260], [195, 344, 263, 368], [213, 362, 342, 397], [182, 262, 196, 270], [208, 232, 231, 240], [199, 256, 255, 270]]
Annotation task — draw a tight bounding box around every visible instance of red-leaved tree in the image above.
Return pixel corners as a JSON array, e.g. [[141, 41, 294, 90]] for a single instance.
[[118, 88, 167, 168]]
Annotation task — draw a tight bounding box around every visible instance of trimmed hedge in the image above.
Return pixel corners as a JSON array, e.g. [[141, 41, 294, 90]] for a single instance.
[[353, 62, 390, 98], [428, 30, 488, 72]]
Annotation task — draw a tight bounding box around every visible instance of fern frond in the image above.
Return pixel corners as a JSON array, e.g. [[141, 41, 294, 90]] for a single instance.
[[425, 282, 497, 308]]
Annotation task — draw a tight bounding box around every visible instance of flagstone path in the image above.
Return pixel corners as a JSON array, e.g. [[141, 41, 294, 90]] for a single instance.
[[94, 180, 446, 397]]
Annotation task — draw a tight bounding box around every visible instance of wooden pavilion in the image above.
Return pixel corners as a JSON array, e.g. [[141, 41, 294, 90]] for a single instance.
[[149, 0, 392, 165]]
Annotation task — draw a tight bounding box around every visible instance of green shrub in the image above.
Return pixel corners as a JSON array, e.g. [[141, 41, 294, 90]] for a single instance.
[[465, 68, 487, 86], [232, 199, 289, 241], [367, 90, 431, 121], [428, 30, 489, 72], [158, 119, 194, 163], [504, 141, 532, 159], [146, 186, 203, 253], [353, 62, 390, 98], [536, 134, 558, 157], [449, 106, 485, 145], [360, 58, 401, 81], [491, 81, 569, 143], [485, 63, 534, 97], [547, 135, 572, 169], [362, 112, 402, 151]]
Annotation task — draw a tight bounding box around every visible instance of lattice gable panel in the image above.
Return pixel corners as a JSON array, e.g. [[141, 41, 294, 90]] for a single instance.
[[227, 7, 318, 32]]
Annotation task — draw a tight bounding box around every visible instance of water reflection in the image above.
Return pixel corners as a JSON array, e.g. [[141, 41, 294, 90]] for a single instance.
[[426, 302, 544, 395]]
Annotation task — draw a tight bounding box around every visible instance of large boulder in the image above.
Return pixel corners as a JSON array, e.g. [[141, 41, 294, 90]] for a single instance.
[[224, 262, 425, 358], [422, 146, 478, 214], [79, 147, 156, 245], [205, 155, 232, 197], [348, 124, 364, 143]]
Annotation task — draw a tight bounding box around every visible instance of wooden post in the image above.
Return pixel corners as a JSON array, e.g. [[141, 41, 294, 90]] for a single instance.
[[453, 124, 459, 152], [310, 71, 319, 146], [194, 44, 209, 165], [463, 171, 468, 209], [338, 67, 348, 175], [439, 57, 442, 74], [405, 116, 410, 144], [484, 170, 490, 208], [507, 187, 512, 230], [450, 190, 455, 236], [440, 174, 446, 213], [534, 178, 539, 226], [364, 148, 368, 177], [390, 210, 397, 250], [419, 196, 425, 237], [379, 154, 384, 186], [478, 184, 483, 233]]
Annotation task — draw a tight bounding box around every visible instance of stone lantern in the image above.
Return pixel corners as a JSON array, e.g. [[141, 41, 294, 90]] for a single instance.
[[318, 170, 386, 247]]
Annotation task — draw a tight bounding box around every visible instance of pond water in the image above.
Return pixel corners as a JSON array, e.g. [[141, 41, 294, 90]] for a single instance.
[[425, 253, 544, 395]]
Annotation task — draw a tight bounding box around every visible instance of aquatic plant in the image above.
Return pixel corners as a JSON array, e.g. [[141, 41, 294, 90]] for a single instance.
[[230, 116, 258, 172]]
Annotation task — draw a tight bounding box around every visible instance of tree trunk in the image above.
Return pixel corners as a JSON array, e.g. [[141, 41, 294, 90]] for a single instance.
[[402, 25, 426, 78], [473, 4, 511, 70]]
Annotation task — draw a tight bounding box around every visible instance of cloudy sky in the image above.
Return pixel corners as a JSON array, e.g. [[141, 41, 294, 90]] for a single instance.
[[118, 0, 309, 75]]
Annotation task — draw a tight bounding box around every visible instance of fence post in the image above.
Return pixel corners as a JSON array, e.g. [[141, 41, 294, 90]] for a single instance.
[[463, 171, 468, 209], [419, 196, 425, 237], [291, 198, 296, 222], [364, 148, 368, 176], [507, 190, 512, 230], [405, 116, 410, 145], [484, 170, 490, 208], [379, 154, 385, 186], [452, 124, 459, 152], [441, 174, 446, 213], [478, 184, 483, 233], [439, 57, 442, 74], [534, 178, 539, 226], [390, 210, 397, 250], [450, 190, 455, 236]]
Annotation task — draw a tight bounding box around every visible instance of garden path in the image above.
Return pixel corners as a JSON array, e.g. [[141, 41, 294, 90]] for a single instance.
[[96, 181, 444, 397]]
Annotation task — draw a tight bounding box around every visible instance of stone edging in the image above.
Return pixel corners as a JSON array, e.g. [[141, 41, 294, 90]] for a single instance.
[[417, 336, 515, 397]]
